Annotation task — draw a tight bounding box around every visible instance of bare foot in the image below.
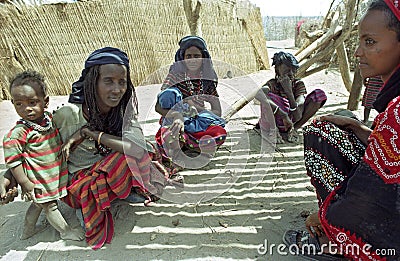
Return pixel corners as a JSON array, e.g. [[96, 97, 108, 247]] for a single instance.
[[20, 225, 47, 240], [60, 228, 85, 241], [276, 133, 285, 144]]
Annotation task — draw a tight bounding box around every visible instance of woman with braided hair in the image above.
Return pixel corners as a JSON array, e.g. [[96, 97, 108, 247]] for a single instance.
[[54, 47, 171, 249]]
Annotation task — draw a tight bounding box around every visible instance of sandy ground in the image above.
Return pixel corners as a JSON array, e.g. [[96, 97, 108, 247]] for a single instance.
[[0, 40, 374, 261]]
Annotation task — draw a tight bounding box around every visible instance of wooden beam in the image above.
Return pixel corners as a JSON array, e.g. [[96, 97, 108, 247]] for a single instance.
[[336, 41, 352, 92], [347, 66, 363, 110]]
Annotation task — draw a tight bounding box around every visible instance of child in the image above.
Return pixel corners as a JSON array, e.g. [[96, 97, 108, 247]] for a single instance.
[[362, 76, 383, 124], [3, 70, 83, 241], [255, 51, 327, 142]]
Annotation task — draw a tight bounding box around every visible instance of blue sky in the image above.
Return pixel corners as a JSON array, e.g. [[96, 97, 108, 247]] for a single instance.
[[249, 0, 331, 17]]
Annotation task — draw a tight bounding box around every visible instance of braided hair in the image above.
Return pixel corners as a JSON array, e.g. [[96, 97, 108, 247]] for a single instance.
[[83, 64, 136, 137]]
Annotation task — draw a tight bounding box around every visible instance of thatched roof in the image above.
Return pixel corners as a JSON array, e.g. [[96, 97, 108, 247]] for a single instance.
[[0, 0, 269, 99]]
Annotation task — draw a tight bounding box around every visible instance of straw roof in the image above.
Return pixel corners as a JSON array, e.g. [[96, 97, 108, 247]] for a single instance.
[[0, 0, 269, 99]]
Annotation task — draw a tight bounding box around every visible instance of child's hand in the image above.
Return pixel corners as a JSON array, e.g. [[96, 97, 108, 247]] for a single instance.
[[59, 127, 86, 160], [20, 180, 35, 202], [277, 75, 292, 93]]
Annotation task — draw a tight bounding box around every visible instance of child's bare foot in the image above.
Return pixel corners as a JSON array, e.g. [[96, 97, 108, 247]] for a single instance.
[[20, 224, 47, 240], [60, 228, 85, 241]]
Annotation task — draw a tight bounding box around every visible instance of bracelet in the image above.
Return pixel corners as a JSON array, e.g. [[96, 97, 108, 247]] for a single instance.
[[273, 106, 279, 115], [97, 132, 104, 144], [289, 103, 298, 112]]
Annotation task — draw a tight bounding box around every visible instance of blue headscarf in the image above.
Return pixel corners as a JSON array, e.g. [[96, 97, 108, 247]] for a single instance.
[[69, 47, 130, 103]]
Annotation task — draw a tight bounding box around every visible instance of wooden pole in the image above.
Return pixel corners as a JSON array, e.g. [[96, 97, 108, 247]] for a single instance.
[[183, 0, 202, 36], [347, 66, 363, 110], [336, 41, 352, 92]]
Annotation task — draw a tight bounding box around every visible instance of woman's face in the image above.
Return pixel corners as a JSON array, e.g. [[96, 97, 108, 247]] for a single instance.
[[96, 64, 128, 114], [355, 9, 400, 81], [184, 46, 203, 73]]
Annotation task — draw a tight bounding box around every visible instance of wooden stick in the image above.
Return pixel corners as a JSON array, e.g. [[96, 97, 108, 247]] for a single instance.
[[221, 70, 274, 122]]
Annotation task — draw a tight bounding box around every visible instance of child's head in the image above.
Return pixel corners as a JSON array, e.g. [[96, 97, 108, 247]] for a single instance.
[[355, 0, 400, 81], [272, 52, 300, 80], [9, 70, 49, 123]]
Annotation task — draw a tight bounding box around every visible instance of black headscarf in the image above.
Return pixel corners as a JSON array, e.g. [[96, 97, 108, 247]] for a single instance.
[[174, 35, 211, 61], [373, 65, 400, 112], [169, 35, 218, 82], [272, 51, 300, 70], [69, 47, 130, 104]]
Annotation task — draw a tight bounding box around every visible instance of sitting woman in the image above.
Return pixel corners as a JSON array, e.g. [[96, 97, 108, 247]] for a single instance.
[[255, 52, 327, 142], [155, 35, 227, 170], [284, 1, 400, 260], [42, 47, 168, 249]]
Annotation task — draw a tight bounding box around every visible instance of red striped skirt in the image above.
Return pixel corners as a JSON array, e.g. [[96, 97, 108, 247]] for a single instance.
[[62, 151, 168, 249]]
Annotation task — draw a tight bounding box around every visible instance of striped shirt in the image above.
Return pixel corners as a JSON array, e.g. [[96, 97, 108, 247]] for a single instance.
[[266, 78, 307, 99], [3, 113, 67, 203]]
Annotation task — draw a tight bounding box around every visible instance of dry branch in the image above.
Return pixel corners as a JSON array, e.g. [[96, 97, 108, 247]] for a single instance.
[[295, 0, 358, 81]]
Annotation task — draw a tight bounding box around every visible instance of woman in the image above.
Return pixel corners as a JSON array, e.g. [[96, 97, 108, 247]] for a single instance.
[[285, 1, 400, 260], [54, 47, 169, 249], [155, 36, 227, 170]]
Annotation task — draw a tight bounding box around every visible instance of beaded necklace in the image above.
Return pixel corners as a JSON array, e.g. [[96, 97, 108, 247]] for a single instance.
[[184, 72, 204, 96], [18, 112, 52, 132]]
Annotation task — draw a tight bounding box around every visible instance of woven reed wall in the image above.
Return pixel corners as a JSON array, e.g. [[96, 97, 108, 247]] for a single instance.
[[0, 0, 269, 99]]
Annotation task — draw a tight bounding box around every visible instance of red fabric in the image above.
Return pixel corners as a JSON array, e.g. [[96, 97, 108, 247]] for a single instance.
[[363, 96, 400, 184], [319, 189, 387, 261], [155, 125, 226, 160], [384, 0, 400, 21], [62, 151, 164, 249]]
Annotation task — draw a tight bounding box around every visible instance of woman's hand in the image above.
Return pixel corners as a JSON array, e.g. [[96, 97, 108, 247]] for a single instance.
[[305, 212, 323, 238], [316, 114, 357, 129], [316, 114, 372, 145], [59, 127, 85, 161]]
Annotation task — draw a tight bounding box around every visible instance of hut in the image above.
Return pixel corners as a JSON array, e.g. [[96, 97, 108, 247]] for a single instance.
[[0, 0, 269, 99]]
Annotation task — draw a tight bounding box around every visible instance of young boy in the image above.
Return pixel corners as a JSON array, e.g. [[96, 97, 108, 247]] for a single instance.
[[2, 70, 83, 241]]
